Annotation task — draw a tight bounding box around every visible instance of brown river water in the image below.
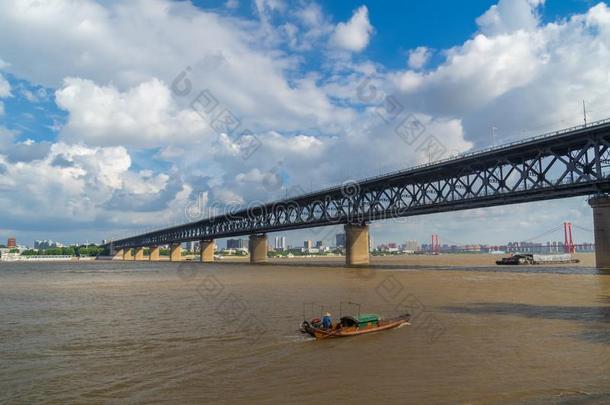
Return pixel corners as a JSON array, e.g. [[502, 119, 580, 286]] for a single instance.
[[1, 259, 609, 404]]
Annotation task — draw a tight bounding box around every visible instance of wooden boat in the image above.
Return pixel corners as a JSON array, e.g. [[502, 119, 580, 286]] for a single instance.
[[300, 313, 410, 339]]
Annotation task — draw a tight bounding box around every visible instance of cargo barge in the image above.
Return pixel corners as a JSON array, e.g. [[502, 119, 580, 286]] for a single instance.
[[496, 253, 579, 265]]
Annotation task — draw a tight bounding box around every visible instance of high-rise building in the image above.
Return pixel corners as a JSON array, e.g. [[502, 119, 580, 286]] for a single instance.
[[336, 233, 346, 248], [274, 236, 286, 251], [315, 240, 323, 248], [227, 239, 245, 249], [405, 240, 420, 251], [184, 241, 199, 252], [7, 238, 16, 248], [304, 240, 313, 249]]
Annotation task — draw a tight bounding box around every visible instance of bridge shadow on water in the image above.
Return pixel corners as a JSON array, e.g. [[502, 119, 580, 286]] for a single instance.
[[441, 299, 610, 345]]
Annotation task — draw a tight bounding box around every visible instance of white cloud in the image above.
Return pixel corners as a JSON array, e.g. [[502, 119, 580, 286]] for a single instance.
[[254, 0, 286, 29], [0, 141, 188, 235], [156, 145, 185, 160], [389, 2, 610, 153], [289, 3, 334, 50], [407, 46, 431, 70], [394, 31, 545, 111], [55, 77, 209, 147], [0, 73, 10, 97], [224, 0, 239, 10], [476, 0, 544, 35], [0, 73, 10, 116], [235, 167, 282, 192], [331, 6, 373, 52], [296, 2, 324, 27], [0, 0, 351, 140], [255, 0, 285, 15]]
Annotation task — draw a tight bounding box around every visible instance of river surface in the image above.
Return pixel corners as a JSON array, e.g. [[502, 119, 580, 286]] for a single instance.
[[1, 261, 609, 404]]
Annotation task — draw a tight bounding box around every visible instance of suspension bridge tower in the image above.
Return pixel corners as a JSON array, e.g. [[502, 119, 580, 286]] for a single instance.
[[431, 234, 440, 255], [563, 222, 575, 254], [589, 195, 610, 269]]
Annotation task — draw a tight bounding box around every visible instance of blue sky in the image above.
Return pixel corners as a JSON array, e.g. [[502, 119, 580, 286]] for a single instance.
[[0, 0, 608, 247]]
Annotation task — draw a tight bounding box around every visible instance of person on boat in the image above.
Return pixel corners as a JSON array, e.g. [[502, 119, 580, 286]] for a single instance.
[[322, 312, 332, 329]]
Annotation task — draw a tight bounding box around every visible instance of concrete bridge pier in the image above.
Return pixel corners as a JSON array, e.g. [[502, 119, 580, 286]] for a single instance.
[[345, 223, 370, 266], [589, 195, 610, 269], [134, 247, 145, 261], [170, 244, 182, 262], [112, 248, 124, 260], [249, 234, 268, 264], [149, 246, 160, 261], [123, 248, 134, 261], [200, 239, 215, 263]]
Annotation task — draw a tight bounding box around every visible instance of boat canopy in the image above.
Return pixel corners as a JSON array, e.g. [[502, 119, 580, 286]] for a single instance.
[[340, 313, 380, 327], [357, 314, 380, 324]]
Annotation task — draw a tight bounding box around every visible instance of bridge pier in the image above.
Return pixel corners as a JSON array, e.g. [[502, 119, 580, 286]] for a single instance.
[[200, 239, 215, 263], [170, 244, 182, 262], [134, 247, 145, 261], [149, 246, 160, 261], [249, 234, 268, 264], [123, 248, 134, 261], [345, 224, 370, 266], [112, 248, 124, 260], [589, 195, 610, 269]]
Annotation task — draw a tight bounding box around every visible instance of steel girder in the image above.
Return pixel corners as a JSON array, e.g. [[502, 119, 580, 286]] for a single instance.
[[110, 120, 610, 249]]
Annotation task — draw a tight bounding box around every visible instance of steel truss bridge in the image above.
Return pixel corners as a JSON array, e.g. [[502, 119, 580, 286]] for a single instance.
[[109, 119, 610, 249]]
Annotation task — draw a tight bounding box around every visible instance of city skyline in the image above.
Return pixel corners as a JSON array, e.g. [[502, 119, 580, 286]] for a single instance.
[[3, 229, 596, 254], [1, 212, 598, 249]]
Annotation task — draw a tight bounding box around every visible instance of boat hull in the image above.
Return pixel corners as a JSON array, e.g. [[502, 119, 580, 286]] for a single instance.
[[302, 315, 410, 339]]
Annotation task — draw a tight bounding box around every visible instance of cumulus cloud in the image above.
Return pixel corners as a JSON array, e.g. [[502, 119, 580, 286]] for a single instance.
[[407, 47, 431, 70], [0, 0, 352, 139], [394, 31, 544, 111], [331, 6, 374, 52], [0, 141, 188, 234], [55, 77, 208, 147], [391, 1, 610, 150], [477, 0, 544, 35]]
